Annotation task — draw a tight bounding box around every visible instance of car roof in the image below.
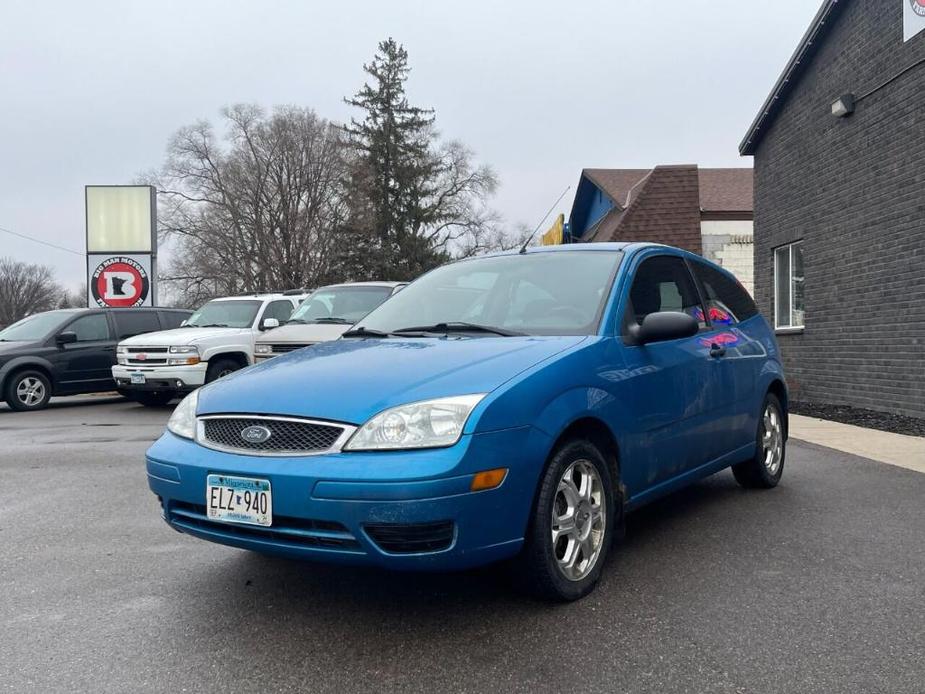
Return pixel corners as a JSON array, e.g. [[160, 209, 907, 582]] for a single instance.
[[210, 293, 301, 301]]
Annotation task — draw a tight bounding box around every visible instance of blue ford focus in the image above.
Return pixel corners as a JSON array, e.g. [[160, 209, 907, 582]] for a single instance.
[[147, 243, 787, 600]]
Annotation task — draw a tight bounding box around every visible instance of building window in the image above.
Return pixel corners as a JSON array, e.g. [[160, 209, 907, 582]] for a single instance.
[[774, 242, 804, 330]]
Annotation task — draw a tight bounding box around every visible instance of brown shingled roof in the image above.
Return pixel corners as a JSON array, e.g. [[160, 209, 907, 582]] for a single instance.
[[698, 168, 754, 213]]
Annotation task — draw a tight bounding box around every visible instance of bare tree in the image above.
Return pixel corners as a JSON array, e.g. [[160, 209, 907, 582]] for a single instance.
[[150, 104, 352, 301], [0, 257, 63, 326]]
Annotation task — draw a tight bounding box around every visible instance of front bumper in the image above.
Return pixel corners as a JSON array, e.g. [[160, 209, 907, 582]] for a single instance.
[[113, 363, 207, 393], [146, 424, 550, 571]]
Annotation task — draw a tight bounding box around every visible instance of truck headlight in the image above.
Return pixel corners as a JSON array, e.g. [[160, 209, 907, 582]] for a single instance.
[[344, 394, 486, 451], [167, 345, 200, 365], [255, 344, 273, 355], [116, 345, 128, 354], [167, 390, 199, 440]]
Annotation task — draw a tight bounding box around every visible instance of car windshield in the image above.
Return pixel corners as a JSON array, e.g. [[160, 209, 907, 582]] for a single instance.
[[289, 286, 394, 325], [352, 251, 623, 337], [0, 311, 72, 341], [186, 300, 262, 328]]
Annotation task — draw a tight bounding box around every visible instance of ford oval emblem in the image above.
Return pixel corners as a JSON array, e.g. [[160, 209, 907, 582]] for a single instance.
[[240, 425, 272, 444]]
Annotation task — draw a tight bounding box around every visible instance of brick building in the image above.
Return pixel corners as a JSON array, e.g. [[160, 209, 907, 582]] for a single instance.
[[740, 0, 925, 418], [566, 166, 755, 293]]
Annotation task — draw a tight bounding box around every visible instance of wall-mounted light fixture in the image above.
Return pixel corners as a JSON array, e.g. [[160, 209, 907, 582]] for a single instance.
[[831, 94, 856, 117]]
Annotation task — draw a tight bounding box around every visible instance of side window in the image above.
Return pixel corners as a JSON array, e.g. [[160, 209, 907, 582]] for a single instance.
[[159, 311, 188, 329], [112, 311, 160, 340], [623, 255, 705, 335], [67, 314, 111, 342], [263, 300, 295, 324], [690, 261, 758, 325]]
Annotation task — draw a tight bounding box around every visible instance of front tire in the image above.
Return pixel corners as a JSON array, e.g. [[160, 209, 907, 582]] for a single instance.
[[206, 358, 241, 383], [732, 393, 786, 489], [5, 370, 52, 411], [515, 439, 616, 601]]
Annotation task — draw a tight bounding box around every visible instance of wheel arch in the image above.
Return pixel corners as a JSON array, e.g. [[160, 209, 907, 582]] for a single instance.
[[207, 351, 249, 369], [548, 416, 622, 495], [766, 378, 789, 439], [0, 358, 57, 396]]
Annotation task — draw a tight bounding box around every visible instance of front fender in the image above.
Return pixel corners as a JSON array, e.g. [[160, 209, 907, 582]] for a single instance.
[[0, 355, 58, 392]]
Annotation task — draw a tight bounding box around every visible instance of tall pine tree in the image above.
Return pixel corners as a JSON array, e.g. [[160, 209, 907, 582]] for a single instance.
[[344, 38, 448, 280]]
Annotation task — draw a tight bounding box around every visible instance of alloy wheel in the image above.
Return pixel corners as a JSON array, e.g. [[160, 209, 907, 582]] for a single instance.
[[551, 459, 607, 582], [16, 377, 46, 407], [762, 404, 784, 475]]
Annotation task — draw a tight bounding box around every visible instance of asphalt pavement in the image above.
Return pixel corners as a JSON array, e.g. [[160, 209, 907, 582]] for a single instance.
[[1, 397, 923, 693]]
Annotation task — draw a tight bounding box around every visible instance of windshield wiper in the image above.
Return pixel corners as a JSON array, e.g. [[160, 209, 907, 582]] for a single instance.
[[286, 319, 307, 325], [341, 326, 391, 338], [197, 323, 232, 328], [312, 317, 352, 324], [391, 322, 525, 337]]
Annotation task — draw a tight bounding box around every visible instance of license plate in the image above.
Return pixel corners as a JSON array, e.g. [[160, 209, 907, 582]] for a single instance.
[[131, 373, 146, 384], [206, 474, 272, 527]]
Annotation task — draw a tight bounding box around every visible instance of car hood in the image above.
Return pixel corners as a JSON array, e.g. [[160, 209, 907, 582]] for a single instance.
[[198, 335, 587, 423], [0, 340, 40, 356], [118, 327, 249, 346], [257, 323, 350, 343]]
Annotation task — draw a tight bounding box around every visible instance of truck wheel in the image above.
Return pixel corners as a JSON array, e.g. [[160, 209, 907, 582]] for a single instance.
[[514, 439, 616, 601], [5, 370, 52, 411], [732, 393, 786, 489], [206, 358, 241, 383], [133, 392, 175, 408]]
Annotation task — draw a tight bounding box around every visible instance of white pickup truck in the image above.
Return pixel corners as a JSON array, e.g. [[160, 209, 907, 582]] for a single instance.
[[112, 292, 307, 406]]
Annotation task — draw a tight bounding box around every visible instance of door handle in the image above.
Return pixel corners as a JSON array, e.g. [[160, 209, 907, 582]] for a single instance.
[[709, 343, 726, 358]]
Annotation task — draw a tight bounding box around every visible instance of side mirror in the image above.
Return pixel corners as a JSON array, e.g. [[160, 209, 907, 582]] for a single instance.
[[55, 331, 78, 346], [260, 318, 280, 331], [629, 312, 698, 345]]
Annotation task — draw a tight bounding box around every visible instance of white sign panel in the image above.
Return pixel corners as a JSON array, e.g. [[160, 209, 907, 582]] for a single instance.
[[905, 0, 925, 41], [87, 254, 153, 308]]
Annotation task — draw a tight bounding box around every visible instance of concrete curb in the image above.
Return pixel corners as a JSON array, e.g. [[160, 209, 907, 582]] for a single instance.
[[789, 414, 925, 474]]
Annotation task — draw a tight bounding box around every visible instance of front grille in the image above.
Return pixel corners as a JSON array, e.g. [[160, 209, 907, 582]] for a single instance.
[[125, 346, 170, 365], [270, 343, 314, 354], [169, 502, 362, 551], [365, 521, 456, 554], [200, 416, 347, 455]]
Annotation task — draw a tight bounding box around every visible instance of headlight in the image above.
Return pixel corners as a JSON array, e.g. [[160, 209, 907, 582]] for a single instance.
[[255, 344, 272, 355], [167, 345, 200, 365], [344, 394, 486, 451], [116, 345, 127, 354], [117, 356, 128, 365], [167, 390, 199, 440]]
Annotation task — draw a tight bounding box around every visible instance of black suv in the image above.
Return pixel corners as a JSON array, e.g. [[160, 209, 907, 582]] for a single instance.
[[0, 307, 191, 411]]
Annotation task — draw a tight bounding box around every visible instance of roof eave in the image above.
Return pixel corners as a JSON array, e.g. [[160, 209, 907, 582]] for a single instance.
[[739, 0, 844, 156]]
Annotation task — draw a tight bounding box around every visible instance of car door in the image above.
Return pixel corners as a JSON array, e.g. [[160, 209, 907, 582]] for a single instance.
[[689, 259, 766, 452], [615, 252, 724, 491], [52, 312, 116, 393]]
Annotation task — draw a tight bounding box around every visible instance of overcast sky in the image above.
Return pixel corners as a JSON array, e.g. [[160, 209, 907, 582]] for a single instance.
[[1, 0, 821, 289]]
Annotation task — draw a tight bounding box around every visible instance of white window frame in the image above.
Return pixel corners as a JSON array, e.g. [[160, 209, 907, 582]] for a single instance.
[[774, 241, 804, 331]]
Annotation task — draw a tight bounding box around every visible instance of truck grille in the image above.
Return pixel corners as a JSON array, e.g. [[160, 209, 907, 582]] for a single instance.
[[125, 346, 170, 366], [198, 415, 352, 455]]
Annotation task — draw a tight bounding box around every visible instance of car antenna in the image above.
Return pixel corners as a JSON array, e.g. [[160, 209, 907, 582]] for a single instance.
[[519, 186, 571, 254]]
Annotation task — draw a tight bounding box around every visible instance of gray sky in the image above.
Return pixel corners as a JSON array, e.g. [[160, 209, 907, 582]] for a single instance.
[[1, 0, 820, 289]]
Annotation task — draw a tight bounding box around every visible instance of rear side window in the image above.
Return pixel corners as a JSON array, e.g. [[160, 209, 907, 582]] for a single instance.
[[624, 255, 705, 334], [158, 311, 188, 329], [67, 314, 111, 342], [112, 311, 160, 339], [690, 261, 758, 324]]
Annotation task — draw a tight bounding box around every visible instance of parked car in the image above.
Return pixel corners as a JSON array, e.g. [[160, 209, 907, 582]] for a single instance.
[[113, 292, 308, 406], [146, 243, 787, 600], [0, 307, 191, 411], [254, 282, 406, 360]]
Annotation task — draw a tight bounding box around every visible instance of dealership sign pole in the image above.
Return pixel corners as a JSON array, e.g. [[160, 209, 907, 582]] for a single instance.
[[85, 185, 157, 308]]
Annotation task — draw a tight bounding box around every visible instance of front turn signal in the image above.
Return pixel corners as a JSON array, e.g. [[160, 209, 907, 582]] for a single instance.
[[470, 468, 508, 492]]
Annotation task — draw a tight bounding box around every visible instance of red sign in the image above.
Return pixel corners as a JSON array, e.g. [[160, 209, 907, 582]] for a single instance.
[[90, 256, 150, 308]]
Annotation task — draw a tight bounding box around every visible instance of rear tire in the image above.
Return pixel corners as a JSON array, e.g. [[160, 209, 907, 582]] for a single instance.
[[206, 358, 241, 383], [514, 439, 616, 601], [133, 392, 175, 408], [5, 370, 52, 411], [732, 393, 786, 489]]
